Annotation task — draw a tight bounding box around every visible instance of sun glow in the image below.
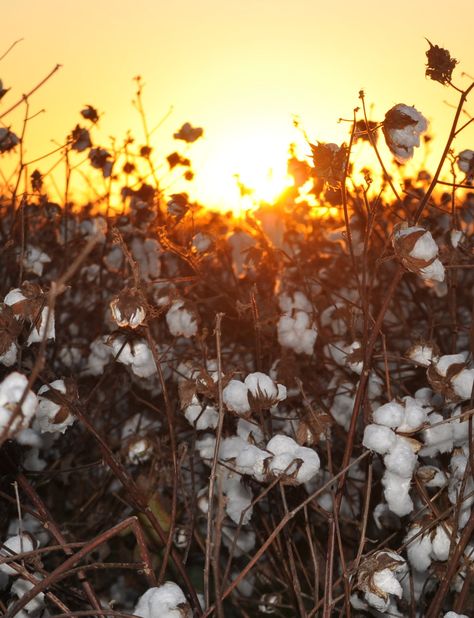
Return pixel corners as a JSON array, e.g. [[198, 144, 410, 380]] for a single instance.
[[191, 133, 294, 216]]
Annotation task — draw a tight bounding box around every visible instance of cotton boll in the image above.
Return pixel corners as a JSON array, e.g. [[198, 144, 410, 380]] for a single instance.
[[373, 401, 405, 428], [266, 435, 320, 484], [220, 436, 247, 462], [405, 525, 433, 571], [244, 372, 278, 400], [184, 400, 218, 430], [11, 575, 45, 613], [27, 307, 55, 345], [222, 473, 253, 524], [223, 380, 250, 415], [407, 343, 437, 367], [362, 424, 397, 455], [417, 465, 447, 488], [384, 438, 417, 478], [86, 336, 112, 375], [431, 525, 451, 562], [195, 434, 216, 462], [419, 258, 445, 283], [236, 418, 264, 443], [420, 413, 454, 456], [133, 582, 191, 618], [435, 353, 468, 377], [373, 567, 403, 598], [398, 396, 428, 432], [22, 246, 51, 276], [451, 368, 474, 400], [37, 380, 76, 434], [278, 291, 312, 313], [221, 526, 255, 557], [0, 372, 38, 438], [444, 613, 469, 618], [410, 231, 439, 261], [166, 300, 198, 338], [235, 443, 270, 481], [0, 342, 18, 367], [277, 311, 317, 355], [0, 534, 35, 576], [382, 471, 413, 516]]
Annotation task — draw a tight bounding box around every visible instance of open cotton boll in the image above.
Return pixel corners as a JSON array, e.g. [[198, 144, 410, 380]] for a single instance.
[[266, 434, 320, 484], [405, 525, 433, 571], [235, 443, 270, 481], [362, 424, 397, 455], [236, 418, 264, 443], [407, 342, 438, 367], [431, 525, 451, 562], [184, 398, 218, 430], [278, 291, 312, 313], [277, 311, 317, 355], [223, 380, 250, 415], [0, 341, 18, 367], [435, 353, 468, 377], [111, 338, 156, 378], [244, 372, 281, 401], [133, 582, 191, 618], [445, 612, 469, 618], [166, 300, 198, 338], [451, 368, 474, 400], [367, 569, 403, 610], [222, 526, 256, 557], [420, 413, 454, 457], [11, 575, 45, 613], [0, 372, 38, 438], [384, 437, 417, 478], [222, 473, 253, 524], [37, 380, 76, 434], [419, 258, 445, 283], [373, 401, 405, 428], [195, 434, 216, 462], [409, 231, 439, 261], [26, 307, 55, 346], [398, 396, 428, 432], [382, 471, 413, 516], [219, 436, 247, 462], [0, 534, 35, 575]]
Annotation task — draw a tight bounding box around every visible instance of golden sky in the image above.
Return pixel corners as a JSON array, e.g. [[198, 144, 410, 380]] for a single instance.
[[2, 0, 474, 211]]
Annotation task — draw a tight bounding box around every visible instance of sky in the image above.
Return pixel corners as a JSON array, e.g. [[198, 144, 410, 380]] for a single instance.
[[2, 0, 474, 211]]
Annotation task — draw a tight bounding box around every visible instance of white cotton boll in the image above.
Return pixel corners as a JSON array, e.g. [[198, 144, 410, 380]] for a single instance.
[[384, 437, 417, 478], [417, 465, 447, 488], [451, 368, 474, 400], [364, 590, 390, 612], [222, 475, 253, 524], [373, 401, 405, 428], [0, 372, 38, 437], [409, 231, 439, 261], [133, 582, 191, 618], [278, 291, 312, 314], [244, 372, 278, 400], [362, 424, 397, 455], [37, 380, 76, 434], [373, 568, 403, 599], [219, 436, 247, 461], [22, 246, 51, 276], [419, 258, 445, 283], [452, 406, 473, 444], [223, 380, 250, 415], [382, 471, 413, 516], [0, 534, 35, 576], [445, 613, 469, 618], [457, 149, 474, 175], [27, 307, 55, 345], [130, 238, 162, 280], [407, 343, 437, 367], [184, 401, 218, 430], [222, 526, 255, 557], [4, 289, 27, 307], [450, 230, 464, 249], [266, 435, 320, 484], [435, 353, 468, 377], [86, 336, 112, 375], [127, 437, 153, 464], [0, 342, 18, 367], [432, 525, 451, 562], [405, 525, 433, 571], [166, 300, 197, 338], [235, 443, 270, 481], [11, 575, 45, 613], [112, 339, 156, 378], [195, 434, 216, 462], [420, 413, 454, 457], [277, 312, 317, 355], [398, 397, 428, 432], [236, 418, 264, 443]]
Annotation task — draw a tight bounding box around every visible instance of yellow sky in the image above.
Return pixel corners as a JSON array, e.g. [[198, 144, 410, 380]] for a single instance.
[[2, 0, 474, 211]]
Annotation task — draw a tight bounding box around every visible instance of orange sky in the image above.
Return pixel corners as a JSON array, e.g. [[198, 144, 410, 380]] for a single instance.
[[2, 0, 474, 211]]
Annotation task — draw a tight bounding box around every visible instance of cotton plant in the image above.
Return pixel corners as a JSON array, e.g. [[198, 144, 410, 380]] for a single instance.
[[392, 224, 445, 283], [382, 104, 428, 163], [133, 582, 192, 618], [277, 291, 318, 355]]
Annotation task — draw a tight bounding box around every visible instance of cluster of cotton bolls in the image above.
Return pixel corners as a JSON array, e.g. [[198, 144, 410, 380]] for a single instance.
[[133, 582, 192, 618], [276, 291, 317, 355], [363, 393, 431, 516]]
